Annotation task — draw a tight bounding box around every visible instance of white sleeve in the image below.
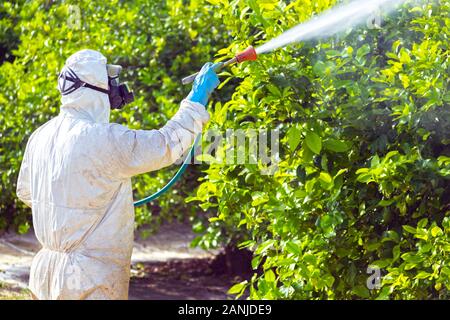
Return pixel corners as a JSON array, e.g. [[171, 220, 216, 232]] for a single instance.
[[16, 147, 32, 207], [110, 99, 209, 178]]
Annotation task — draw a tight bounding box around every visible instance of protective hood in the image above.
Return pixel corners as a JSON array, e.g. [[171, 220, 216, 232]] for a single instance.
[[58, 49, 111, 124]]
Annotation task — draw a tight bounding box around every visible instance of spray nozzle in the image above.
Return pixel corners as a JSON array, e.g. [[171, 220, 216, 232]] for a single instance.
[[235, 46, 258, 63], [181, 46, 258, 85]]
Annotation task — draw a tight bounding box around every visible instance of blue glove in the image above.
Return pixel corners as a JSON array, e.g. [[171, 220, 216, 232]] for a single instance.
[[187, 62, 221, 106]]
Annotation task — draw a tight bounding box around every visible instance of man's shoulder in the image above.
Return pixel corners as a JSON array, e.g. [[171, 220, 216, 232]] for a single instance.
[[28, 118, 134, 149], [27, 117, 59, 144], [89, 122, 132, 136]]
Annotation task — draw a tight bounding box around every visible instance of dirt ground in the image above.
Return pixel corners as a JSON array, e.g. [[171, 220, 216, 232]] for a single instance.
[[0, 222, 239, 300]]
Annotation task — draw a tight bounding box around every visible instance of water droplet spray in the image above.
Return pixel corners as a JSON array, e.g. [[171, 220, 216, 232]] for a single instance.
[[181, 0, 415, 84]]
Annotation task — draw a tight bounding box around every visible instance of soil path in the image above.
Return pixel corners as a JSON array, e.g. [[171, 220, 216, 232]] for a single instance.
[[0, 222, 235, 300]]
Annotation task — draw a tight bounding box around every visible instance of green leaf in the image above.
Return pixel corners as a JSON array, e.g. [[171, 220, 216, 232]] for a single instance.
[[371, 259, 391, 268], [399, 48, 411, 64], [382, 230, 400, 243], [356, 44, 371, 59], [415, 272, 431, 280], [285, 241, 301, 255], [334, 169, 348, 178], [302, 140, 314, 162], [238, 240, 256, 249], [320, 214, 334, 231], [431, 226, 443, 237], [264, 269, 276, 282], [192, 221, 205, 233], [287, 126, 301, 151], [267, 84, 282, 97], [401, 252, 424, 264], [378, 199, 395, 207], [417, 218, 428, 228], [313, 60, 326, 75], [370, 155, 380, 167], [302, 253, 317, 265], [319, 172, 333, 190], [441, 266, 450, 276], [392, 245, 401, 262], [228, 280, 248, 294], [255, 240, 275, 255], [252, 255, 262, 270], [305, 131, 322, 154], [383, 151, 399, 162], [319, 172, 332, 184], [251, 191, 269, 206], [353, 285, 370, 298], [402, 225, 417, 234], [18, 222, 30, 235], [323, 139, 350, 152], [356, 173, 374, 183], [376, 286, 390, 300]]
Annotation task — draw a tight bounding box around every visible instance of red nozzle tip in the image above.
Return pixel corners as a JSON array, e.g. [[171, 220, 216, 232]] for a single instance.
[[235, 46, 257, 63]]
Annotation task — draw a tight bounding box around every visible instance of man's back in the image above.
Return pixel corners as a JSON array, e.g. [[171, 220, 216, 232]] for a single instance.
[[21, 114, 134, 299]]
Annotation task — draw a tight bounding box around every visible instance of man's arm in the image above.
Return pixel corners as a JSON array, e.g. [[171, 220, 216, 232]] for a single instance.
[[106, 62, 219, 179], [110, 99, 209, 178]]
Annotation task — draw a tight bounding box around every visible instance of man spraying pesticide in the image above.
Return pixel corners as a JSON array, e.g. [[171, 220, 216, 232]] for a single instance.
[[16, 49, 220, 300], [16, 0, 408, 300]]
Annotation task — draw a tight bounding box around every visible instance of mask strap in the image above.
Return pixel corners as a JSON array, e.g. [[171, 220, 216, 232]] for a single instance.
[[58, 67, 83, 95], [82, 82, 110, 95], [58, 67, 109, 96]]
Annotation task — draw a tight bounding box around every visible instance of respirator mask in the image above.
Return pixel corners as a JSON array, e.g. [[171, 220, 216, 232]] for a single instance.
[[58, 64, 134, 109]]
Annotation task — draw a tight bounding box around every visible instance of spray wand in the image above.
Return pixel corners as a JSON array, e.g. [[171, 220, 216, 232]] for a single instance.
[[181, 46, 258, 85]]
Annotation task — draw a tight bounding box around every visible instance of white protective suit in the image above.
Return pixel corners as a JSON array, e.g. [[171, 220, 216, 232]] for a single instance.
[[16, 49, 209, 300]]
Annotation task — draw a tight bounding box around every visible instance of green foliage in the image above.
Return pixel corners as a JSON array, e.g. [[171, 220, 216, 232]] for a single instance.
[[1, 0, 449, 300], [186, 0, 450, 299]]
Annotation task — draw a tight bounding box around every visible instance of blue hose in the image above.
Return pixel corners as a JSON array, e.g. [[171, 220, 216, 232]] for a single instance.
[[133, 134, 201, 207]]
